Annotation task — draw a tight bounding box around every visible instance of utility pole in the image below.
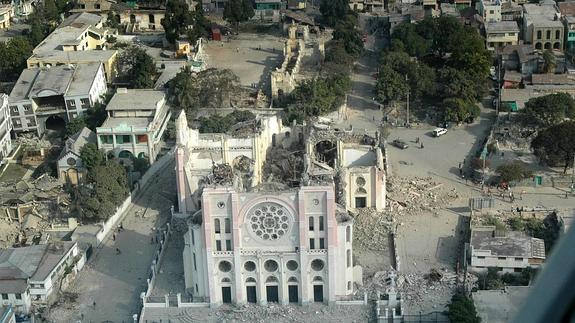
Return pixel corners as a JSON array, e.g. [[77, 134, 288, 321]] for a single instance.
[[497, 54, 501, 116], [405, 75, 410, 126]]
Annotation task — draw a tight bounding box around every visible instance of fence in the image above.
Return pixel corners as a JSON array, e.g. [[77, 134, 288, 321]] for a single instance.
[[139, 223, 172, 310], [401, 311, 449, 322]]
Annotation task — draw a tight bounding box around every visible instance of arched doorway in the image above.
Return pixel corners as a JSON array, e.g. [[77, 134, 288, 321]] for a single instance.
[[287, 276, 299, 303], [66, 168, 79, 185], [130, 14, 136, 24], [312, 276, 324, 302], [553, 42, 561, 49], [544, 42, 551, 50], [245, 277, 257, 303], [265, 276, 279, 303], [118, 150, 134, 159], [45, 115, 66, 131], [535, 42, 542, 50], [314, 140, 337, 168]]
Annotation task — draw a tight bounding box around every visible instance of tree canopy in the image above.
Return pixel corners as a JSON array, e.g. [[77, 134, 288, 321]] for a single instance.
[[162, 1, 208, 44], [496, 161, 533, 183], [375, 65, 409, 104], [442, 97, 481, 123], [332, 16, 363, 56], [521, 93, 575, 128], [117, 45, 158, 88], [166, 67, 241, 119], [0, 37, 33, 82], [531, 121, 575, 174], [285, 74, 351, 123], [80, 143, 105, 171], [78, 160, 129, 220], [223, 0, 254, 30], [320, 0, 350, 27], [375, 15, 490, 113], [197, 110, 256, 133], [447, 293, 481, 323]]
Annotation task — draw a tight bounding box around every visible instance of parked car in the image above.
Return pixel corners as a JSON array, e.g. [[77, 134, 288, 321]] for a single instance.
[[432, 128, 448, 137], [392, 139, 409, 149]]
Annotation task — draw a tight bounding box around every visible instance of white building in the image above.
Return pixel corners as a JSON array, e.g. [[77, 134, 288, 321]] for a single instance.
[[182, 186, 359, 306], [0, 4, 14, 29], [485, 21, 520, 51], [57, 127, 96, 185], [469, 226, 546, 273], [477, 0, 502, 23], [96, 88, 171, 164], [0, 94, 13, 163], [0, 242, 80, 314], [8, 63, 107, 136]]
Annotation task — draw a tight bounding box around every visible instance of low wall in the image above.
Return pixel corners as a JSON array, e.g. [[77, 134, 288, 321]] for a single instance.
[[391, 230, 401, 272], [93, 147, 175, 247]]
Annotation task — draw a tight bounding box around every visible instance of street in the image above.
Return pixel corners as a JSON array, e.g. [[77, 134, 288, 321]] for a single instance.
[[45, 161, 177, 322]]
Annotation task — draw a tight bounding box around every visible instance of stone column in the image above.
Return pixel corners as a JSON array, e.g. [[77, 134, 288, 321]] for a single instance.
[[231, 192, 245, 304], [297, 190, 309, 305]]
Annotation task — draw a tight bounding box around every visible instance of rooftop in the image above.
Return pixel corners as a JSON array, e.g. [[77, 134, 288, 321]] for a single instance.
[[473, 286, 530, 323], [523, 3, 563, 28], [30, 242, 76, 281], [59, 12, 104, 29], [503, 71, 522, 83], [58, 127, 96, 159], [0, 244, 46, 280], [471, 226, 546, 259], [558, 1, 575, 16], [486, 21, 519, 33], [9, 63, 102, 103], [106, 89, 165, 111], [29, 49, 116, 64], [100, 117, 153, 130], [531, 73, 575, 85]]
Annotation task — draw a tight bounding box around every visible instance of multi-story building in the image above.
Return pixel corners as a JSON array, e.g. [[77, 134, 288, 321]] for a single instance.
[[485, 21, 520, 51], [523, 1, 564, 50], [113, 2, 165, 33], [0, 242, 80, 314], [96, 89, 171, 164], [559, 1, 575, 54], [253, 0, 282, 22], [0, 4, 13, 30], [183, 186, 357, 305], [174, 106, 387, 306], [469, 226, 546, 273], [0, 94, 13, 163], [349, 0, 384, 12], [8, 63, 107, 136], [477, 0, 502, 23], [26, 12, 117, 81], [71, 0, 116, 13]]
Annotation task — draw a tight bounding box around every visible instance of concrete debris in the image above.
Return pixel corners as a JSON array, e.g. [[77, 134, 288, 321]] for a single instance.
[[386, 176, 458, 216], [207, 163, 234, 185], [351, 208, 393, 251]]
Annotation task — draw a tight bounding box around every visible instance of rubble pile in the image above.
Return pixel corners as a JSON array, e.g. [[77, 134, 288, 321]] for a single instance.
[[208, 303, 371, 323], [262, 147, 304, 184], [0, 175, 69, 247], [351, 208, 393, 251], [206, 163, 234, 185], [366, 269, 476, 312], [386, 176, 458, 216]]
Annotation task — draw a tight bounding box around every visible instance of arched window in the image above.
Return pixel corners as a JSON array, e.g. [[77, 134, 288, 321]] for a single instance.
[[347, 281, 352, 290], [547, 30, 551, 39], [346, 249, 351, 268], [288, 276, 298, 283], [556, 30, 560, 40], [214, 219, 221, 234], [246, 277, 256, 283], [224, 218, 231, 233], [346, 226, 351, 243], [537, 30, 542, 39]]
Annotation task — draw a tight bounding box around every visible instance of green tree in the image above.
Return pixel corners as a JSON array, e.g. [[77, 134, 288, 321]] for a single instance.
[[390, 22, 429, 57], [320, 0, 350, 27], [223, 0, 254, 31], [443, 97, 480, 123], [105, 10, 121, 29], [447, 293, 481, 323], [0, 37, 33, 81], [531, 121, 575, 174], [187, 3, 210, 44], [132, 157, 150, 173], [543, 50, 556, 73], [286, 74, 351, 122], [117, 45, 158, 88], [79, 160, 129, 220], [521, 93, 575, 128], [332, 17, 363, 56], [374, 65, 409, 104], [162, 0, 193, 44], [197, 110, 256, 133], [437, 68, 480, 102], [167, 66, 199, 115], [80, 143, 105, 170], [66, 117, 87, 137], [496, 161, 533, 183], [324, 39, 355, 73]]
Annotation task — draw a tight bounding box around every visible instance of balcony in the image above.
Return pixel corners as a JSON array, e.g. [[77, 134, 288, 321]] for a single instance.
[[35, 105, 66, 116]]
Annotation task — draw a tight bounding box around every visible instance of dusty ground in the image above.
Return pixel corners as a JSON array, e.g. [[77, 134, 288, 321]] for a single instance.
[[203, 33, 284, 88], [149, 217, 186, 298], [44, 161, 177, 322]]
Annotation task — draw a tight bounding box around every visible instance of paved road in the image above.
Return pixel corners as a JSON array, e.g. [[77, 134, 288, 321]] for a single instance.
[[45, 160, 177, 322]]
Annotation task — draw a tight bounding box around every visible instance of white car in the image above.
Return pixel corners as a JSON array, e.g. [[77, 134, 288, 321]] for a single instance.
[[433, 128, 448, 137]]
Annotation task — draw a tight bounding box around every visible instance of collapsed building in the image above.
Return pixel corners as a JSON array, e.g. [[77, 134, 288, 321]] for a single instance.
[[174, 111, 387, 306]]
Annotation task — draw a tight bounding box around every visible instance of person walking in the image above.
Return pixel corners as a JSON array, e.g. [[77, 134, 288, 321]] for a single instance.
[[112, 233, 116, 241], [115, 248, 121, 255], [520, 190, 525, 200], [93, 301, 96, 309]]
